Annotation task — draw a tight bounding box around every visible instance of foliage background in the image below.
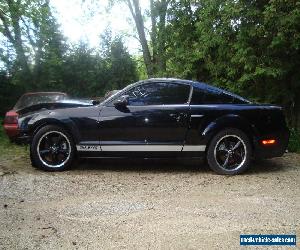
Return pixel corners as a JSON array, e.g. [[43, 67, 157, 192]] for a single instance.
[[0, 0, 299, 151]]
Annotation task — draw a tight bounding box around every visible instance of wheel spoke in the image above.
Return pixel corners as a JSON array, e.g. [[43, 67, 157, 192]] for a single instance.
[[232, 141, 241, 151], [40, 149, 50, 155], [43, 136, 52, 148], [52, 136, 58, 144], [222, 154, 230, 168], [52, 152, 59, 164], [44, 135, 50, 143], [57, 135, 65, 144], [48, 152, 54, 163], [218, 142, 228, 153], [233, 151, 243, 163], [223, 139, 231, 151], [58, 149, 69, 156]]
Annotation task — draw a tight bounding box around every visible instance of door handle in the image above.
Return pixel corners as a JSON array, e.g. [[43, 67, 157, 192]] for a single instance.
[[170, 113, 187, 122], [169, 113, 180, 122]]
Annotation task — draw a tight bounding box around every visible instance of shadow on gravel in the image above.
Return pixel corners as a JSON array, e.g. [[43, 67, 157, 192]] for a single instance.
[[247, 158, 286, 174], [71, 157, 285, 174], [73, 158, 210, 173]]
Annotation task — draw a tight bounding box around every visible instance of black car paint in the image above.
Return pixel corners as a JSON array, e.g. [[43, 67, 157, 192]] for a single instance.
[[10, 99, 94, 143], [17, 79, 289, 159]]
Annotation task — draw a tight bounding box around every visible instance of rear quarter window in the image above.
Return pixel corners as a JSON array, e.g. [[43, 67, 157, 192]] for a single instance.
[[191, 87, 246, 104]]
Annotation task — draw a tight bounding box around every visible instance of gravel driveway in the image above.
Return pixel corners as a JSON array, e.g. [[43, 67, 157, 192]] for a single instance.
[[0, 153, 299, 249]]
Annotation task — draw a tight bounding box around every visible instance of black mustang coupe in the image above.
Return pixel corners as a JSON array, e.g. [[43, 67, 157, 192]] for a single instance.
[[16, 78, 289, 174]]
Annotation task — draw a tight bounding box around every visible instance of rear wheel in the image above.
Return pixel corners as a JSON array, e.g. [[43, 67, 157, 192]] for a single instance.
[[30, 125, 75, 171], [207, 128, 252, 175]]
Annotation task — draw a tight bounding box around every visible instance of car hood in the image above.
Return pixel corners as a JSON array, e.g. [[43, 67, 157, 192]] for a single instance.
[[15, 99, 93, 116]]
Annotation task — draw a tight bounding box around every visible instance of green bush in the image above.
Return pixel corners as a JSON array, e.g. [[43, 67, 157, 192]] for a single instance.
[[288, 128, 300, 153], [0, 118, 27, 157]]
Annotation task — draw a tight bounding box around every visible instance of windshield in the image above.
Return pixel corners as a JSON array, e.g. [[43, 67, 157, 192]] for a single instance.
[[14, 93, 67, 110], [101, 83, 137, 105]]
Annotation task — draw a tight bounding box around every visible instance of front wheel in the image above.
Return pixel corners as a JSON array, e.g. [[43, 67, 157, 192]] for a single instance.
[[30, 125, 75, 171], [207, 128, 252, 175]]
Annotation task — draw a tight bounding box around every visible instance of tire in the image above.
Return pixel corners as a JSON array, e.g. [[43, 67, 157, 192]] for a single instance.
[[30, 125, 75, 171], [206, 128, 252, 175]]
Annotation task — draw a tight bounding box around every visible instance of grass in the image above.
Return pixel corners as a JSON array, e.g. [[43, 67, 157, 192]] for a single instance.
[[0, 118, 28, 160], [288, 128, 300, 153]]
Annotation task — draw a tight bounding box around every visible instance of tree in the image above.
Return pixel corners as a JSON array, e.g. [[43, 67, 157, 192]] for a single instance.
[[109, 37, 138, 89], [31, 4, 67, 90], [100, 30, 138, 91], [0, 0, 66, 89], [0, 0, 32, 81], [61, 41, 105, 97], [166, 0, 202, 79], [61, 37, 137, 98], [112, 0, 170, 77], [166, 0, 300, 128]]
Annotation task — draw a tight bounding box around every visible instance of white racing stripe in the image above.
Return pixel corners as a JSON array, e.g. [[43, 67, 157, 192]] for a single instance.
[[101, 145, 182, 151], [191, 114, 204, 118], [182, 145, 206, 151], [76, 145, 101, 151], [77, 144, 206, 152]]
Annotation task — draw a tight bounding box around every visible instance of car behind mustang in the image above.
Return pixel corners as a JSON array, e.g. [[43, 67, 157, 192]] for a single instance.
[[6, 79, 289, 175], [3, 92, 97, 142]]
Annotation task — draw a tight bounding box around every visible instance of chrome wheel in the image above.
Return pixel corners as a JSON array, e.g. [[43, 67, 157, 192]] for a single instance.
[[213, 135, 246, 171], [37, 131, 71, 168]]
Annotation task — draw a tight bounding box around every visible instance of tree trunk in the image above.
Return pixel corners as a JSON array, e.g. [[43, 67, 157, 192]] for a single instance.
[[156, 0, 167, 74], [126, 0, 169, 77], [3, 0, 32, 81], [294, 98, 300, 131], [127, 0, 154, 77]]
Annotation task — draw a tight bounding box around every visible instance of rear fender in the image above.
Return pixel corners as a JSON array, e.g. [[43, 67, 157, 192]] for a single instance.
[[202, 114, 258, 147]]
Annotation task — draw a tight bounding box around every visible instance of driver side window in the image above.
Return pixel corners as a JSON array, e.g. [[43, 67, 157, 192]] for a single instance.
[[125, 84, 148, 106], [125, 82, 190, 106]]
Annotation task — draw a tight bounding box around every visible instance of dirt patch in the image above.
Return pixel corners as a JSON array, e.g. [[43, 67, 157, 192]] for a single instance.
[[0, 153, 299, 249]]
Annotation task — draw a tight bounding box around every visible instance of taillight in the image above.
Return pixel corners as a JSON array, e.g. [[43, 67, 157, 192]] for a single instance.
[[261, 139, 276, 145], [3, 110, 19, 137], [4, 111, 19, 124]]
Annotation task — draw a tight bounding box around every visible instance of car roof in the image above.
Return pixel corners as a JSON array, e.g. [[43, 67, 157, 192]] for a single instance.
[[144, 78, 194, 84], [21, 92, 67, 96], [140, 78, 223, 92], [142, 78, 250, 102], [143, 78, 214, 88], [102, 78, 250, 104]]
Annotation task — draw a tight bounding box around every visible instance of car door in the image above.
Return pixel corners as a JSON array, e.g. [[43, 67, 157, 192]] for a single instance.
[[98, 81, 191, 154], [184, 84, 237, 148]]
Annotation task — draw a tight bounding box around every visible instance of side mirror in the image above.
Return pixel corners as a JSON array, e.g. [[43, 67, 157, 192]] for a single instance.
[[114, 95, 129, 108], [92, 100, 100, 105]]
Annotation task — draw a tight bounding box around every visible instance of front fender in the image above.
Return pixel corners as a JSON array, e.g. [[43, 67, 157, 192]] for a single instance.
[[27, 112, 81, 144]]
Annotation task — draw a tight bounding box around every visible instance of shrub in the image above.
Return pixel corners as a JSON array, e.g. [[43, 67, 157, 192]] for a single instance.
[[288, 128, 300, 153]]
